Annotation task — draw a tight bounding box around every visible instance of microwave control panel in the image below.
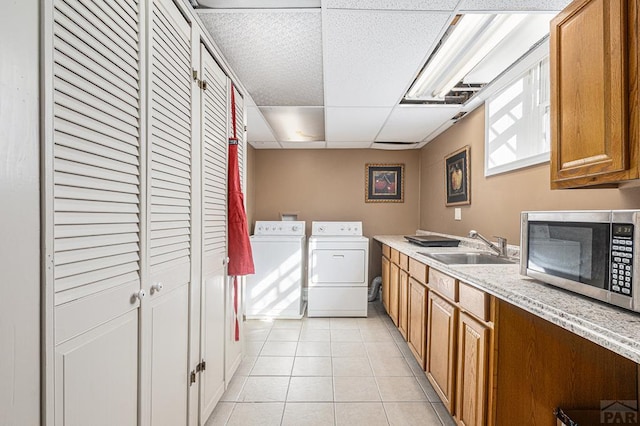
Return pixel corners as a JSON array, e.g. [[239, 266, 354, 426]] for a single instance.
[[611, 223, 634, 296]]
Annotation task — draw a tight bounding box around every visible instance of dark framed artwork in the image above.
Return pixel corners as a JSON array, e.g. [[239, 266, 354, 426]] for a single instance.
[[365, 163, 404, 203], [445, 146, 470, 206]]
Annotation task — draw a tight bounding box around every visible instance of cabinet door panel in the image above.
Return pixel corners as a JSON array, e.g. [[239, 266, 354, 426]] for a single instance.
[[148, 284, 190, 426], [389, 262, 399, 325], [398, 269, 409, 339], [407, 278, 427, 368], [426, 292, 457, 413], [55, 311, 138, 426], [551, 0, 631, 187], [382, 256, 390, 313], [456, 313, 489, 426]]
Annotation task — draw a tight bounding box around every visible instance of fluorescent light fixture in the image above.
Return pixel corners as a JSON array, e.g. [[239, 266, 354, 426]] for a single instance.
[[406, 14, 531, 102]]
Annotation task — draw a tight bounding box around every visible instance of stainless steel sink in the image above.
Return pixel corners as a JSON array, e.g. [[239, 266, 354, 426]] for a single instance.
[[418, 252, 516, 265]]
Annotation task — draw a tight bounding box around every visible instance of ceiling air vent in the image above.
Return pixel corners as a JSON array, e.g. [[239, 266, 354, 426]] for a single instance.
[[451, 111, 467, 121], [373, 141, 419, 150]]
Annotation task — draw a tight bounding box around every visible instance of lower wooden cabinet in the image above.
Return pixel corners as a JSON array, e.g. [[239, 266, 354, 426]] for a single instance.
[[407, 277, 428, 368], [398, 268, 409, 339], [389, 262, 400, 325], [426, 291, 457, 413], [456, 312, 490, 426], [381, 255, 390, 313]]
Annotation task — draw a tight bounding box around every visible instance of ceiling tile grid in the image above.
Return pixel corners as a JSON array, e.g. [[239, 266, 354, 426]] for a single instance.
[[325, 107, 393, 142], [198, 10, 324, 106], [247, 106, 277, 142], [323, 9, 452, 107], [375, 105, 462, 142], [459, 0, 571, 11], [323, 0, 460, 11]]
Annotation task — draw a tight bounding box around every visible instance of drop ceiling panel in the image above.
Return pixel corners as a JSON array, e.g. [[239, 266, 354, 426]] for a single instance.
[[326, 141, 373, 148], [247, 106, 277, 142], [459, 0, 570, 11], [197, 10, 323, 106], [259, 107, 325, 141], [324, 0, 459, 10], [325, 107, 392, 142], [251, 141, 283, 149], [280, 141, 327, 149], [376, 105, 462, 142], [323, 9, 451, 107]]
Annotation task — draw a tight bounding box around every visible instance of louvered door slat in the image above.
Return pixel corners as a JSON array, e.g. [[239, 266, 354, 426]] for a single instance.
[[150, 0, 194, 281], [55, 144, 139, 176], [77, 0, 139, 51], [55, 42, 139, 104], [61, 0, 138, 59], [53, 0, 141, 300], [55, 131, 139, 166], [55, 231, 139, 249], [53, 223, 140, 240], [55, 64, 139, 120], [113, 0, 138, 26], [54, 8, 138, 83], [56, 109, 138, 147], [55, 92, 139, 137], [201, 46, 227, 259]]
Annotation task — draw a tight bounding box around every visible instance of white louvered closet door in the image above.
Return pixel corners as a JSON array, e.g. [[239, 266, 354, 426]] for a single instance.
[[234, 86, 246, 191], [146, 0, 192, 424], [51, 0, 141, 425], [199, 44, 228, 422]]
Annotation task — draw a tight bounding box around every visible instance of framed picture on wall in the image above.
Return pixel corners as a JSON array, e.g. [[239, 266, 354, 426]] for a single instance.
[[445, 146, 470, 206], [365, 163, 404, 203]]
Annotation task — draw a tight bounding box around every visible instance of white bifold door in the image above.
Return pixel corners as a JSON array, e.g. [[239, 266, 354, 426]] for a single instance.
[[144, 0, 193, 425], [51, 0, 143, 425], [198, 44, 228, 421]]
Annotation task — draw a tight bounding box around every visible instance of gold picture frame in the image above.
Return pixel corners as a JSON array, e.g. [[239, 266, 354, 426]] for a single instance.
[[365, 163, 404, 203]]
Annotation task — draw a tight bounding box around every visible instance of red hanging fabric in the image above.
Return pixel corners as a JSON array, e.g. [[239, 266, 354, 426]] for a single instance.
[[228, 84, 254, 341]]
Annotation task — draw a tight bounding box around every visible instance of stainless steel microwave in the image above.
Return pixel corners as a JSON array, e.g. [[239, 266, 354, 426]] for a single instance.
[[520, 210, 639, 313]]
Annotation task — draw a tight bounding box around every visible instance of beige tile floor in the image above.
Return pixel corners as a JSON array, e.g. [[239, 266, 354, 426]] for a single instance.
[[205, 301, 456, 426]]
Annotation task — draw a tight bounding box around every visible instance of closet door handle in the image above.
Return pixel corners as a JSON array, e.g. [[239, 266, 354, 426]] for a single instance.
[[132, 289, 146, 303], [151, 282, 164, 294], [223, 257, 230, 266]]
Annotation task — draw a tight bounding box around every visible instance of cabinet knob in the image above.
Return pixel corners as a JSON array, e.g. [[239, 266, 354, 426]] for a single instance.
[[133, 289, 146, 303], [151, 282, 164, 294]]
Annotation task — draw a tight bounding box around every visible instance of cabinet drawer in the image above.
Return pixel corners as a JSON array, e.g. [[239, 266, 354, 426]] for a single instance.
[[459, 281, 490, 322], [382, 244, 391, 258], [409, 258, 428, 284], [428, 269, 457, 301], [400, 253, 409, 271], [390, 248, 400, 265]]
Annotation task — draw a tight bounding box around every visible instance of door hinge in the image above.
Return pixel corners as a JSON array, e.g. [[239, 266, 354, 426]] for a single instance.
[[196, 360, 206, 373], [192, 69, 198, 81], [190, 370, 196, 386], [198, 80, 208, 91]]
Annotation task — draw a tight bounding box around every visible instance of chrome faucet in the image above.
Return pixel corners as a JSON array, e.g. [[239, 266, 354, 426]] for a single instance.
[[468, 230, 508, 257]]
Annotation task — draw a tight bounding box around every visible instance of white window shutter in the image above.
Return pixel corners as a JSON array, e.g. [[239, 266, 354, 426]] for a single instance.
[[53, 0, 141, 303]]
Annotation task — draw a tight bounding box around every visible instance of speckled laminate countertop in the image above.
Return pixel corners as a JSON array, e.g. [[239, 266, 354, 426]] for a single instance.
[[374, 233, 640, 364]]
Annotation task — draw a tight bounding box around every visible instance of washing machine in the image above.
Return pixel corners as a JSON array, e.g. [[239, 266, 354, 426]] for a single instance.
[[246, 221, 306, 319], [307, 221, 369, 317]]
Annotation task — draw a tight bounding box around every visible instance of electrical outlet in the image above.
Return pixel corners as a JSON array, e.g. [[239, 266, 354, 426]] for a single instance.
[[454, 208, 462, 221]]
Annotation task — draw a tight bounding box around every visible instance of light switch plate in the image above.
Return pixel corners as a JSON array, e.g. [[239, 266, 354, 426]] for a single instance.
[[454, 208, 462, 221]]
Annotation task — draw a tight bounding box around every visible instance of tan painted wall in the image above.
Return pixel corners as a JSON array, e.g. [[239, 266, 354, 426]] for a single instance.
[[252, 149, 421, 279], [420, 105, 640, 244]]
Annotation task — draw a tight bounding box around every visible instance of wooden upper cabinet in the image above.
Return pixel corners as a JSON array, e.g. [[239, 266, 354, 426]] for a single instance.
[[550, 0, 639, 188]]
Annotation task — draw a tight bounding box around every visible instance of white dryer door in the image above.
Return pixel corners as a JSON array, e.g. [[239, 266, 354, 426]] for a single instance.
[[310, 249, 366, 285]]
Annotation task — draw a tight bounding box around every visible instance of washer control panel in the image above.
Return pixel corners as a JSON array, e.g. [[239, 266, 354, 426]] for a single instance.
[[311, 221, 363, 236], [254, 221, 306, 236]]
